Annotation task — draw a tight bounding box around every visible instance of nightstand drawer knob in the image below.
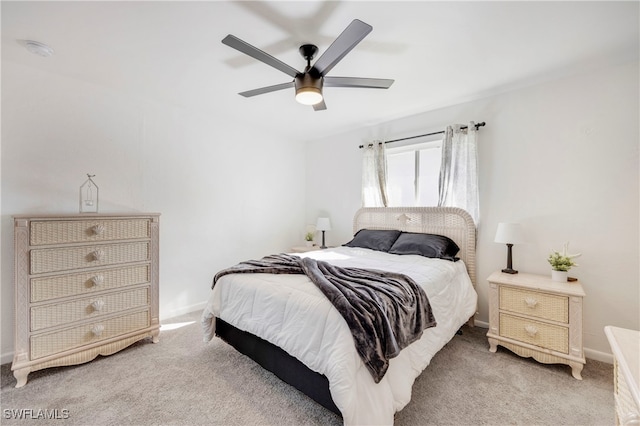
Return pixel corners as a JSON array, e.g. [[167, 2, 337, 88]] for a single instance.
[[524, 297, 538, 308], [91, 224, 105, 235], [91, 299, 105, 311], [524, 325, 538, 337], [91, 249, 105, 261], [90, 275, 104, 286], [91, 324, 105, 337]]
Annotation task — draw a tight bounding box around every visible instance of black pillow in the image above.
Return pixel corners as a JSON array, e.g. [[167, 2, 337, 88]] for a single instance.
[[343, 229, 402, 252], [388, 232, 460, 261]]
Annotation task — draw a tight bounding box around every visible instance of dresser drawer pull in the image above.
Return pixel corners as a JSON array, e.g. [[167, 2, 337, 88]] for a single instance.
[[90, 275, 104, 287], [91, 300, 105, 311], [524, 325, 538, 337], [524, 297, 538, 308], [91, 324, 105, 337], [91, 224, 105, 235], [91, 249, 105, 261]]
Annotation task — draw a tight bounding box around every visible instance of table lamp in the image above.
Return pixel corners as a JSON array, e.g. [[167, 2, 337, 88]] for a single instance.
[[494, 223, 525, 274]]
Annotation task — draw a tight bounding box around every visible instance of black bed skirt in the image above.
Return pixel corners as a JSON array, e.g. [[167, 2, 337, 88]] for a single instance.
[[215, 317, 341, 416]]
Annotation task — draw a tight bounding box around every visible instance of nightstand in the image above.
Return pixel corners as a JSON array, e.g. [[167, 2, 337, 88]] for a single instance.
[[290, 245, 321, 253], [487, 271, 586, 379]]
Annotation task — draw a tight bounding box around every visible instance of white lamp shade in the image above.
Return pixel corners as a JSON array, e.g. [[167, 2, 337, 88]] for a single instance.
[[494, 223, 525, 244], [315, 217, 331, 231]]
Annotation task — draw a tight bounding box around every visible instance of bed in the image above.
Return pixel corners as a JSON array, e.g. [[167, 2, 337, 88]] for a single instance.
[[201, 207, 477, 425]]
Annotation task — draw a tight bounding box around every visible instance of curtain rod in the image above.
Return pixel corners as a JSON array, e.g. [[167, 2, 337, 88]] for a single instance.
[[358, 121, 486, 149]]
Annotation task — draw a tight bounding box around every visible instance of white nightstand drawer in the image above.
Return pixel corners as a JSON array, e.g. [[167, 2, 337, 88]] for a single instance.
[[31, 287, 149, 331], [500, 286, 569, 323], [30, 309, 150, 360], [31, 242, 149, 274], [30, 264, 150, 302], [30, 218, 151, 246], [499, 313, 569, 354]]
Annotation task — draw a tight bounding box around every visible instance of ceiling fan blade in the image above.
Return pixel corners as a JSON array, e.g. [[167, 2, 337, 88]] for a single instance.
[[313, 100, 327, 111], [239, 81, 294, 98], [311, 19, 372, 77], [324, 76, 394, 89], [222, 35, 300, 78]]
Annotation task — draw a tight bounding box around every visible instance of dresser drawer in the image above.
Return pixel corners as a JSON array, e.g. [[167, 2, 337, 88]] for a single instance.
[[30, 310, 150, 360], [30, 219, 151, 246], [31, 287, 149, 331], [500, 286, 568, 323], [499, 313, 569, 353], [31, 264, 150, 302], [30, 242, 149, 274]]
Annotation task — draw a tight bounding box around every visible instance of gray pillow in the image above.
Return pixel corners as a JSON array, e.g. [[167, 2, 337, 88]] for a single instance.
[[388, 232, 460, 261], [343, 229, 401, 252]]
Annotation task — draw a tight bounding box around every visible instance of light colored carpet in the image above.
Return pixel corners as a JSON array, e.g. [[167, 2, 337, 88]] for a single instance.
[[1, 310, 614, 425]]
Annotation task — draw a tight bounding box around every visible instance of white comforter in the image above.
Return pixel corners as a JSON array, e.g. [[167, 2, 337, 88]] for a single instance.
[[201, 246, 477, 425]]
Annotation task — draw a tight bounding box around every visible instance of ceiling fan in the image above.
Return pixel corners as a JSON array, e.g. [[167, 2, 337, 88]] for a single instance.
[[222, 19, 394, 111]]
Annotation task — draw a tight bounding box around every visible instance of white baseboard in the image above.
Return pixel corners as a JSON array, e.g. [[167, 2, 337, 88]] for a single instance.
[[584, 348, 613, 364], [159, 301, 207, 322], [471, 319, 612, 364], [1, 352, 13, 366], [474, 319, 489, 328]]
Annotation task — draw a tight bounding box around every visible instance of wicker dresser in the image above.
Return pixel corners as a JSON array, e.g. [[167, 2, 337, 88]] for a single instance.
[[605, 326, 640, 425], [486, 271, 586, 379], [11, 213, 160, 387]]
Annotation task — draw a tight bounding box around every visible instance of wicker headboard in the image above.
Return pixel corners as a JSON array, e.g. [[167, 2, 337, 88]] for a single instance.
[[353, 207, 477, 288]]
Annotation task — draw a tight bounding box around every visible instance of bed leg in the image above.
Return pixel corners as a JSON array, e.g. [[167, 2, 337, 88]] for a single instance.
[[467, 316, 475, 327]]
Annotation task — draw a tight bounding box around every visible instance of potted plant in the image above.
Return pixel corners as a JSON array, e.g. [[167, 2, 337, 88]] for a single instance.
[[547, 242, 581, 282], [304, 231, 315, 247]]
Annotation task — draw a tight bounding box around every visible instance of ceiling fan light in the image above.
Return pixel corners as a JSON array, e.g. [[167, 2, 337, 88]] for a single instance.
[[295, 87, 323, 105], [295, 74, 323, 105]]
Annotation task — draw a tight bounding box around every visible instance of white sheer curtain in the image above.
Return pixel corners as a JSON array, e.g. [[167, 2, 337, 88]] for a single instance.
[[438, 122, 479, 223], [361, 142, 388, 207]]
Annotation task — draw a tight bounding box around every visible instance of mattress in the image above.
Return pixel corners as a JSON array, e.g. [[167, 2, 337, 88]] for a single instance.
[[202, 246, 477, 425]]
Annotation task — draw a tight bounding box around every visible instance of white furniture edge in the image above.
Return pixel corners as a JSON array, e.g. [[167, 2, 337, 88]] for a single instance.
[[605, 326, 640, 412]]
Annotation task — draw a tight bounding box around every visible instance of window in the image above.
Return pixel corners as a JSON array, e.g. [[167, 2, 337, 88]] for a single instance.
[[386, 137, 442, 207]]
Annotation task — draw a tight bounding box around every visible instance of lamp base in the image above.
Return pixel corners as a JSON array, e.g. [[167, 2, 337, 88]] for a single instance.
[[502, 243, 518, 274]]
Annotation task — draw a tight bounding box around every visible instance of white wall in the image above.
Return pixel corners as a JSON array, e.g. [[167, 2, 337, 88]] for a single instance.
[[1, 61, 307, 363], [305, 61, 640, 359], [2, 57, 637, 365]]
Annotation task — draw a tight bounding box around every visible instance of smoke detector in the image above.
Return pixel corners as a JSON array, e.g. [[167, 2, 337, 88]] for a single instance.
[[23, 40, 54, 57]]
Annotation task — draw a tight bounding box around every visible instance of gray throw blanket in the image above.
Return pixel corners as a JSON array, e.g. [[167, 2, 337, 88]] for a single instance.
[[213, 253, 437, 383]]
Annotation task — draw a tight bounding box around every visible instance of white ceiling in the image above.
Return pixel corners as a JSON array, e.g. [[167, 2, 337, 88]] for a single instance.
[[2, 1, 638, 142]]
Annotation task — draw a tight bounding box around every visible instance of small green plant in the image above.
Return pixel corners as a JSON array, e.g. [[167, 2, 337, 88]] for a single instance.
[[305, 231, 315, 242], [548, 242, 581, 271]]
